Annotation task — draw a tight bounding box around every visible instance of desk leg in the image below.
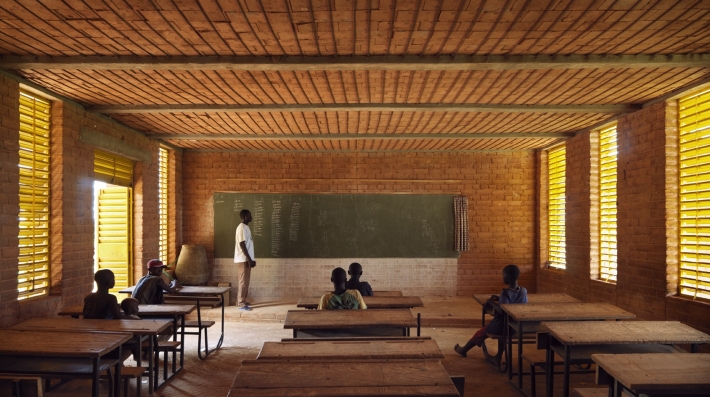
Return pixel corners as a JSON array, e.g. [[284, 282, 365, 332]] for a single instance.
[[92, 357, 99, 397], [481, 306, 486, 327], [115, 344, 122, 397], [196, 298, 207, 360], [136, 337, 143, 396], [180, 314, 185, 369], [293, 329, 297, 338], [691, 343, 698, 353], [506, 314, 512, 381], [545, 340, 554, 397], [216, 292, 225, 349], [517, 323, 523, 389], [172, 315, 177, 374], [562, 344, 570, 397], [148, 335, 154, 394]]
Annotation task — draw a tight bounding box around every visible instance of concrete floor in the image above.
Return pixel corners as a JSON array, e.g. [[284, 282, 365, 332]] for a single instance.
[[24, 300, 603, 397]]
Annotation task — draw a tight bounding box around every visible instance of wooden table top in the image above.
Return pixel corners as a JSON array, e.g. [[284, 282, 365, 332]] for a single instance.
[[119, 285, 230, 295], [593, 353, 710, 392], [284, 309, 417, 329], [11, 317, 172, 335], [543, 321, 710, 345], [473, 293, 580, 305], [297, 296, 424, 309], [229, 359, 460, 397], [0, 330, 132, 358], [257, 339, 444, 361], [58, 304, 196, 317], [501, 302, 636, 322], [314, 291, 404, 297]]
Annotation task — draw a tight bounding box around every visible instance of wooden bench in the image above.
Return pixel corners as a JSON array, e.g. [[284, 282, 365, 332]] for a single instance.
[[572, 388, 608, 397], [141, 341, 181, 383], [257, 339, 444, 361], [280, 336, 431, 342], [164, 296, 221, 308], [101, 367, 145, 397], [481, 333, 507, 373], [0, 374, 43, 397]]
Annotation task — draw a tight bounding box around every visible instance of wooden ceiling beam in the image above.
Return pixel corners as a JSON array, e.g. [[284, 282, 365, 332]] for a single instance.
[[2, 54, 708, 71], [94, 103, 636, 114], [146, 132, 573, 141]]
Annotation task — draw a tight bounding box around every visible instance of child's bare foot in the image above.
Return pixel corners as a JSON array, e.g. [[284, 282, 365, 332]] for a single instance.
[[454, 344, 466, 357]]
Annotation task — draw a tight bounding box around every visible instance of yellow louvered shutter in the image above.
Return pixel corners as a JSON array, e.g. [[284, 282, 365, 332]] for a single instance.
[[94, 150, 133, 187], [18, 90, 51, 300], [599, 125, 618, 282], [679, 87, 710, 301], [158, 147, 169, 263], [96, 187, 133, 295], [548, 144, 566, 269]]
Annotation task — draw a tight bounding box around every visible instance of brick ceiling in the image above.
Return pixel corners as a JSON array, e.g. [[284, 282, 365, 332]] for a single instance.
[[1, 0, 709, 152]]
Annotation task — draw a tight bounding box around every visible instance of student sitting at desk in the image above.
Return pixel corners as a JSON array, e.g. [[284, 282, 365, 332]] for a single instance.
[[345, 262, 373, 296], [318, 268, 368, 310], [83, 269, 132, 319], [454, 264, 528, 357], [121, 297, 141, 319], [132, 259, 180, 304]]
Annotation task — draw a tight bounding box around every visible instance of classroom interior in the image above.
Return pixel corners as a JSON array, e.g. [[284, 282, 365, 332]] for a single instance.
[[1, 1, 710, 396]]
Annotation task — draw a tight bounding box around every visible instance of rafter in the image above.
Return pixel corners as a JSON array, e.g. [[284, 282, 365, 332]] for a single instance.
[[146, 132, 573, 141], [2, 54, 708, 71], [93, 103, 636, 114]]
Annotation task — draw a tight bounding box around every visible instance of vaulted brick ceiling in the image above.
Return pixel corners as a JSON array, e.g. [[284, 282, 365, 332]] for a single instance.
[[1, 0, 709, 152]]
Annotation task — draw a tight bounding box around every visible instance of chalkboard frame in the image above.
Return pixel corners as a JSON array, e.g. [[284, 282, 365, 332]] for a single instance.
[[214, 192, 459, 259]]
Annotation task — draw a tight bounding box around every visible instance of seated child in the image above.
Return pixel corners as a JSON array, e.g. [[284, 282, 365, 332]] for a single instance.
[[121, 297, 141, 319], [345, 262, 373, 296], [318, 267, 368, 310], [454, 264, 528, 357], [132, 259, 180, 304], [83, 269, 130, 319]]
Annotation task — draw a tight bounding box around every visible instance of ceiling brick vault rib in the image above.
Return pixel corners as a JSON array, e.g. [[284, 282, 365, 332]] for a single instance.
[[2, 54, 709, 71], [91, 103, 639, 114], [145, 132, 575, 141]]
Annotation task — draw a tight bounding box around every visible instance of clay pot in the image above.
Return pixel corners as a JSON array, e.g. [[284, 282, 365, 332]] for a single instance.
[[174, 244, 209, 285]]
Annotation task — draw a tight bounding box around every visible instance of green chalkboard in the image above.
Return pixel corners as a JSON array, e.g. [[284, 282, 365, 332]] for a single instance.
[[213, 193, 457, 258]]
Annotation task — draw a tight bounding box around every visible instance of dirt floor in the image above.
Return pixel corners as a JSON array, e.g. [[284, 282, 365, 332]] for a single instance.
[[18, 299, 603, 397]]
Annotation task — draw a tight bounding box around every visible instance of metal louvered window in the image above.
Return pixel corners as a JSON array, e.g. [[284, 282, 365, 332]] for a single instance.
[[548, 144, 566, 269], [94, 150, 133, 187], [158, 147, 169, 263], [679, 87, 710, 301], [18, 90, 51, 300], [599, 125, 618, 282]]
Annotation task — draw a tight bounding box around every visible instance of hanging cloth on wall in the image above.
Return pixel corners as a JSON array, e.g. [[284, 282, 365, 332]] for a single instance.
[[454, 195, 469, 252]]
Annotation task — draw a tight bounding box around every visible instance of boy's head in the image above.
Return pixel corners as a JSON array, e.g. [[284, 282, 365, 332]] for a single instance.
[[121, 298, 140, 316], [147, 259, 166, 276], [348, 262, 363, 278], [331, 267, 347, 286], [502, 264, 521, 284], [240, 209, 252, 223], [94, 269, 115, 290]]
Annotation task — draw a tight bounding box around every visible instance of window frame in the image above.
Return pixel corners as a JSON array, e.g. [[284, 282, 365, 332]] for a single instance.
[[158, 147, 169, 263], [598, 124, 618, 282], [548, 143, 566, 270]]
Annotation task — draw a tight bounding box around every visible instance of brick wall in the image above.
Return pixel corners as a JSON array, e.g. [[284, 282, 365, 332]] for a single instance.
[[538, 101, 710, 337], [182, 151, 537, 298], [0, 75, 176, 326], [0, 75, 20, 327]]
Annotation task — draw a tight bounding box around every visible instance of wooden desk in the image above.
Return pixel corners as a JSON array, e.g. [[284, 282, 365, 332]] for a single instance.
[[542, 321, 710, 397], [316, 290, 404, 297], [500, 303, 636, 391], [58, 303, 195, 385], [593, 353, 710, 396], [0, 330, 132, 397], [297, 296, 424, 309], [284, 309, 419, 338], [473, 293, 580, 326], [12, 317, 171, 394], [228, 359, 460, 397], [257, 339, 444, 360], [120, 285, 230, 359]]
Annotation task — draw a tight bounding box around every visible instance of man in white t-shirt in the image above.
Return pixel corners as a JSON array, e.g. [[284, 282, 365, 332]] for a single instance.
[[234, 209, 256, 311]]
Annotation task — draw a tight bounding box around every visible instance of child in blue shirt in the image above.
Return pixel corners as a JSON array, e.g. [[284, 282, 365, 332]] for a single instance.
[[455, 264, 528, 357]]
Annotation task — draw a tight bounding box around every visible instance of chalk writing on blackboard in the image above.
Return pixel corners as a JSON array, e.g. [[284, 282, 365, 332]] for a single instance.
[[289, 202, 300, 242], [253, 198, 264, 237], [271, 200, 283, 257]]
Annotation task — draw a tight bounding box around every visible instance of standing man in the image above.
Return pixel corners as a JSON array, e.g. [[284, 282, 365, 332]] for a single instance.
[[235, 209, 256, 311]]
